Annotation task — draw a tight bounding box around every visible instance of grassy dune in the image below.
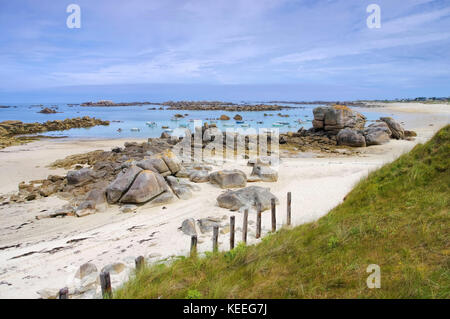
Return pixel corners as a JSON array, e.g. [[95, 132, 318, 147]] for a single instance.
[[115, 125, 450, 299]]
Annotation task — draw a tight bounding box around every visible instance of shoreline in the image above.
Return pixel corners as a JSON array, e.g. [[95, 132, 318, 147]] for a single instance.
[[0, 102, 448, 299]]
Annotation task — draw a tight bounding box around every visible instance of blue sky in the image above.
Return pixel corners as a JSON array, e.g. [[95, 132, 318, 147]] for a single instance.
[[0, 0, 449, 102]]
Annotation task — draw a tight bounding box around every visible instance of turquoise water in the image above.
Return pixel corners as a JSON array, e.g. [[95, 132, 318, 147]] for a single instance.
[[0, 102, 391, 139]]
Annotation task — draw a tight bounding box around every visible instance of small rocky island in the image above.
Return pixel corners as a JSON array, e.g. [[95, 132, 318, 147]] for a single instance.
[[279, 104, 416, 151], [81, 100, 154, 107], [0, 117, 110, 149], [80, 100, 293, 111], [163, 100, 291, 111]]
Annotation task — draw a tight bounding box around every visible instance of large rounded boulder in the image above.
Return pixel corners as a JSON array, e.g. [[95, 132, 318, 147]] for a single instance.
[[380, 117, 405, 140], [209, 169, 247, 189], [337, 128, 366, 147], [217, 186, 279, 211], [120, 170, 168, 204], [106, 165, 142, 203]]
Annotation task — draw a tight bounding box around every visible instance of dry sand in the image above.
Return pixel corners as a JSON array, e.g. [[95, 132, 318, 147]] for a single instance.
[[0, 102, 448, 298]]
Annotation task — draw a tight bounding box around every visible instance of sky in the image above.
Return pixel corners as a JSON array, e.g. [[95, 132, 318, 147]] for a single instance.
[[0, 0, 449, 103]]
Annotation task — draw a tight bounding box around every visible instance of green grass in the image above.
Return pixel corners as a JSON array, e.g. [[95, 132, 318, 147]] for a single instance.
[[114, 126, 450, 299]]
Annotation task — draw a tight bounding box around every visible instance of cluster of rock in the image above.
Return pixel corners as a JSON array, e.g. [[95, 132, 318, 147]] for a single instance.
[[38, 107, 58, 114], [0, 116, 110, 149], [279, 128, 342, 153], [0, 117, 109, 137], [80, 100, 153, 107], [163, 100, 290, 111], [8, 130, 280, 219], [280, 105, 416, 149], [335, 117, 416, 147]]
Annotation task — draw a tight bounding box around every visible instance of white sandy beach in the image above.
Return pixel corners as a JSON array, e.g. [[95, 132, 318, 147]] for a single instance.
[[0, 102, 448, 299]]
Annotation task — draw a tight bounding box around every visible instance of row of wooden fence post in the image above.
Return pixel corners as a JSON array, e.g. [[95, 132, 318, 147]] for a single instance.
[[60, 192, 292, 299], [191, 191, 292, 255]]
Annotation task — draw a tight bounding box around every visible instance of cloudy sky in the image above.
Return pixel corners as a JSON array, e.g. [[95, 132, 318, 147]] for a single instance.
[[0, 0, 449, 102]]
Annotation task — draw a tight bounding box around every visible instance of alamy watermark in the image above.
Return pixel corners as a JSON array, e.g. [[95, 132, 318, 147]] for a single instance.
[[66, 4, 81, 29], [367, 4, 381, 29], [366, 264, 381, 289], [171, 120, 280, 167]]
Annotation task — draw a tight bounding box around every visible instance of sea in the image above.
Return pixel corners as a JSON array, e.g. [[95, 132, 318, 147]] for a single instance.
[[0, 102, 393, 140]]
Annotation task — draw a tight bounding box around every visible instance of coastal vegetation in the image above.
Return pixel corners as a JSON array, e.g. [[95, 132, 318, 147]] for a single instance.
[[114, 125, 449, 299]]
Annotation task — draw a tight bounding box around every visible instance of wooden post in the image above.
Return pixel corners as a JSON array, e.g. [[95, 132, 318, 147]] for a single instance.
[[135, 256, 144, 271], [230, 216, 235, 250], [256, 203, 262, 239], [190, 235, 198, 257], [287, 192, 292, 226], [100, 271, 112, 298], [58, 287, 69, 299], [271, 198, 276, 232], [242, 209, 248, 244], [213, 225, 219, 252]]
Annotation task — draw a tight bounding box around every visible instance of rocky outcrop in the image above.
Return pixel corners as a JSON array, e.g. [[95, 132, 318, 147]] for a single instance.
[[0, 117, 110, 149], [163, 101, 290, 111], [380, 117, 405, 139], [81, 100, 153, 107], [233, 114, 243, 121], [312, 105, 366, 133], [278, 129, 341, 153], [8, 139, 179, 210], [337, 128, 366, 147], [209, 169, 247, 189], [216, 186, 279, 211], [219, 114, 230, 120], [0, 117, 109, 136], [38, 107, 57, 114]]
